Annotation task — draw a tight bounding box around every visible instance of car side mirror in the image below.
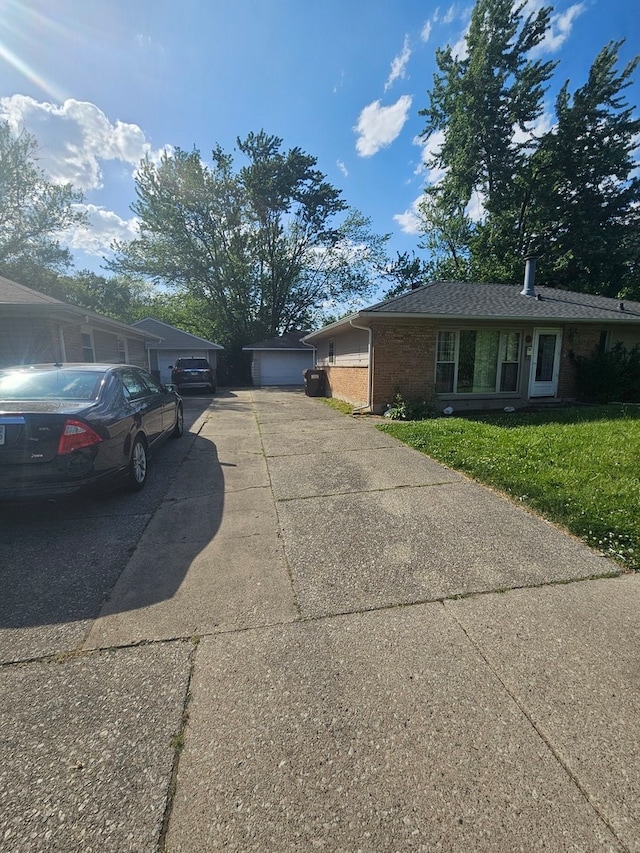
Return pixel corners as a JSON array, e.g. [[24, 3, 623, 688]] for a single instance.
[[165, 383, 177, 392]]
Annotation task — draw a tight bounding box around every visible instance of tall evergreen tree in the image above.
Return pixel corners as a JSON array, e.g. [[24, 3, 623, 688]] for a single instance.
[[527, 42, 640, 295], [418, 0, 640, 296]]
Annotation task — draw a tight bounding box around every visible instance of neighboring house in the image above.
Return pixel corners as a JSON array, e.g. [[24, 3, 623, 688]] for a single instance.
[[302, 260, 640, 414], [243, 330, 314, 386], [132, 318, 224, 384], [0, 275, 158, 369]]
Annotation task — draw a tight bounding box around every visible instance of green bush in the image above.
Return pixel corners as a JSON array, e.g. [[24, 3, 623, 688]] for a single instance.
[[384, 392, 437, 421], [572, 343, 640, 403]]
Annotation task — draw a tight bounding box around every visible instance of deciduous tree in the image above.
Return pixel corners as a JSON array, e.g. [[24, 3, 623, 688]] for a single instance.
[[0, 121, 85, 285], [110, 132, 389, 379]]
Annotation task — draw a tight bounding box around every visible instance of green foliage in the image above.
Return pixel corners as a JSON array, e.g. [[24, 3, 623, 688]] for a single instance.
[[0, 121, 85, 282], [384, 392, 436, 421], [109, 131, 389, 380], [379, 405, 640, 570], [571, 343, 640, 402], [382, 251, 431, 298], [418, 0, 640, 297], [318, 397, 353, 415]]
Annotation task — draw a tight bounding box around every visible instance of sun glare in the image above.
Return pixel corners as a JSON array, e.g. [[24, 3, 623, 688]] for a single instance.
[[0, 1, 68, 101]]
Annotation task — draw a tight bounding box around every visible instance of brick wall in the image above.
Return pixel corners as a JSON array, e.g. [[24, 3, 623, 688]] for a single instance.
[[370, 322, 438, 411], [62, 325, 84, 361], [557, 326, 602, 399], [324, 366, 368, 407]]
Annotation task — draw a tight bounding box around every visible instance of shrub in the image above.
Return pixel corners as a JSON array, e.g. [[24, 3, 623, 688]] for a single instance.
[[384, 392, 437, 421], [572, 343, 640, 403]]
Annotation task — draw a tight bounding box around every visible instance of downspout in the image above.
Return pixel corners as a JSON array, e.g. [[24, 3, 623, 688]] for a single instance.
[[349, 318, 373, 413]]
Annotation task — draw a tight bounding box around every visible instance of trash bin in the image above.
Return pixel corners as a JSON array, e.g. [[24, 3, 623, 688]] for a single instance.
[[303, 368, 326, 397]]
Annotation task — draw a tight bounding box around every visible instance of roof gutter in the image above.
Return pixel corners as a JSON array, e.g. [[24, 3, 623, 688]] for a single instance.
[[349, 318, 373, 413]]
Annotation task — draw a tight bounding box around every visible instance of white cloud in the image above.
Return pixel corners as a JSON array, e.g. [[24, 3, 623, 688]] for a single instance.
[[534, 3, 586, 56], [0, 95, 164, 190], [512, 111, 555, 149], [384, 36, 412, 92], [413, 130, 446, 184], [465, 191, 486, 223], [420, 20, 433, 43], [393, 196, 423, 235], [64, 205, 139, 257], [442, 5, 457, 25], [520, 1, 585, 56], [355, 95, 413, 157], [337, 159, 349, 178]]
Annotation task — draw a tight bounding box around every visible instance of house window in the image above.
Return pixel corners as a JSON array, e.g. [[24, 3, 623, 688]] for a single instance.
[[81, 331, 95, 363], [500, 331, 521, 392], [436, 330, 521, 394], [328, 339, 335, 364], [117, 338, 127, 363], [435, 331, 456, 393]]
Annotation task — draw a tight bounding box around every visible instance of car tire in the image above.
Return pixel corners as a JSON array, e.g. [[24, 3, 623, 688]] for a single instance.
[[126, 436, 148, 491], [171, 403, 184, 438]]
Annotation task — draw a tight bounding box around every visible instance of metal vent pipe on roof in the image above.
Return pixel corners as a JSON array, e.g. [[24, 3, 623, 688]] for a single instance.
[[521, 255, 537, 297]]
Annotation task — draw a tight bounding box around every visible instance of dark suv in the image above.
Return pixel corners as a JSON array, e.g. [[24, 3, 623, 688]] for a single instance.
[[170, 358, 216, 393]]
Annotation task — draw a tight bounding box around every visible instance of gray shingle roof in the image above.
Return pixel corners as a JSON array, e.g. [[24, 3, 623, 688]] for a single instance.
[[132, 318, 223, 349], [0, 275, 64, 305], [243, 331, 313, 351], [364, 281, 640, 322]]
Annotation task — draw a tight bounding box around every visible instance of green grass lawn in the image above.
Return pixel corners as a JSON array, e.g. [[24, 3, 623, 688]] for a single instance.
[[378, 405, 640, 571]]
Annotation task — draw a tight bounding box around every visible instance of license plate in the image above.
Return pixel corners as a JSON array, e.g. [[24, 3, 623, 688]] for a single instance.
[[0, 425, 4, 445]]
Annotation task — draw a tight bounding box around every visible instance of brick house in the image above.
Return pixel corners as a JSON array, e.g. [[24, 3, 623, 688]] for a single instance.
[[0, 275, 159, 369], [302, 265, 640, 414]]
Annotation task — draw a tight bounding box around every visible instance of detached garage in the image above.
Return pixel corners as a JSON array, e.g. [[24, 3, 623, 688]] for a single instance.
[[132, 318, 224, 384], [243, 331, 314, 386]]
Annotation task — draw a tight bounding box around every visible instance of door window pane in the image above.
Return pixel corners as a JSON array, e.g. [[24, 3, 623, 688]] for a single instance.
[[536, 334, 557, 382]]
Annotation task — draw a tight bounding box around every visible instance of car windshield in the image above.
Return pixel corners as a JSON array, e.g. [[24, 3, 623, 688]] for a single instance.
[[0, 369, 104, 401], [176, 359, 209, 369]]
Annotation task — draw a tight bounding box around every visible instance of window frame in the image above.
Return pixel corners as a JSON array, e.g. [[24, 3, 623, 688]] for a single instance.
[[435, 328, 523, 396], [81, 328, 95, 363]]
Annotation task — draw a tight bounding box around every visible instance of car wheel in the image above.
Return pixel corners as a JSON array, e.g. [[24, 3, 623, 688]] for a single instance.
[[171, 403, 184, 438], [126, 436, 148, 491]]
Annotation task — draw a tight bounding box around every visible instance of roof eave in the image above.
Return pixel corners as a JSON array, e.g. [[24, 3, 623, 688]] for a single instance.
[[357, 310, 640, 324]]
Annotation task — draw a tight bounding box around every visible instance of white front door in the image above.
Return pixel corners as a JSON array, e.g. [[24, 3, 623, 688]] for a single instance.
[[529, 328, 562, 397]]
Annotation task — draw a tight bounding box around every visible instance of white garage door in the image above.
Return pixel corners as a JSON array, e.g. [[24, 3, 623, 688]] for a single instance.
[[260, 351, 314, 385]]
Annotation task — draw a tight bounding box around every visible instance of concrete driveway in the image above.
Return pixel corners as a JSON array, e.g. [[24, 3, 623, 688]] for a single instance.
[[1, 387, 639, 852]]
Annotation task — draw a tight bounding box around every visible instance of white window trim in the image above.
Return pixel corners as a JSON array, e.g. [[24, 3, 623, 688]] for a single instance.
[[117, 337, 128, 363], [80, 326, 95, 363], [436, 328, 523, 396]]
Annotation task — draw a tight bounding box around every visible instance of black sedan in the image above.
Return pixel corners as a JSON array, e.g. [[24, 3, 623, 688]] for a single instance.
[[0, 363, 184, 500]]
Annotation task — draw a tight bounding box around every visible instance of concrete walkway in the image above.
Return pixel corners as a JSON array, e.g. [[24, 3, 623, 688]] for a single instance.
[[2, 387, 640, 851]]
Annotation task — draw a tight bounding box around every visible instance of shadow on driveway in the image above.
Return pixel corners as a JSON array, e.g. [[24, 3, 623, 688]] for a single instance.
[[0, 397, 223, 647]]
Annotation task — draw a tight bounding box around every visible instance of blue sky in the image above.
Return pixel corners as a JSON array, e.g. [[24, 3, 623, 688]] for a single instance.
[[1, 0, 639, 282]]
